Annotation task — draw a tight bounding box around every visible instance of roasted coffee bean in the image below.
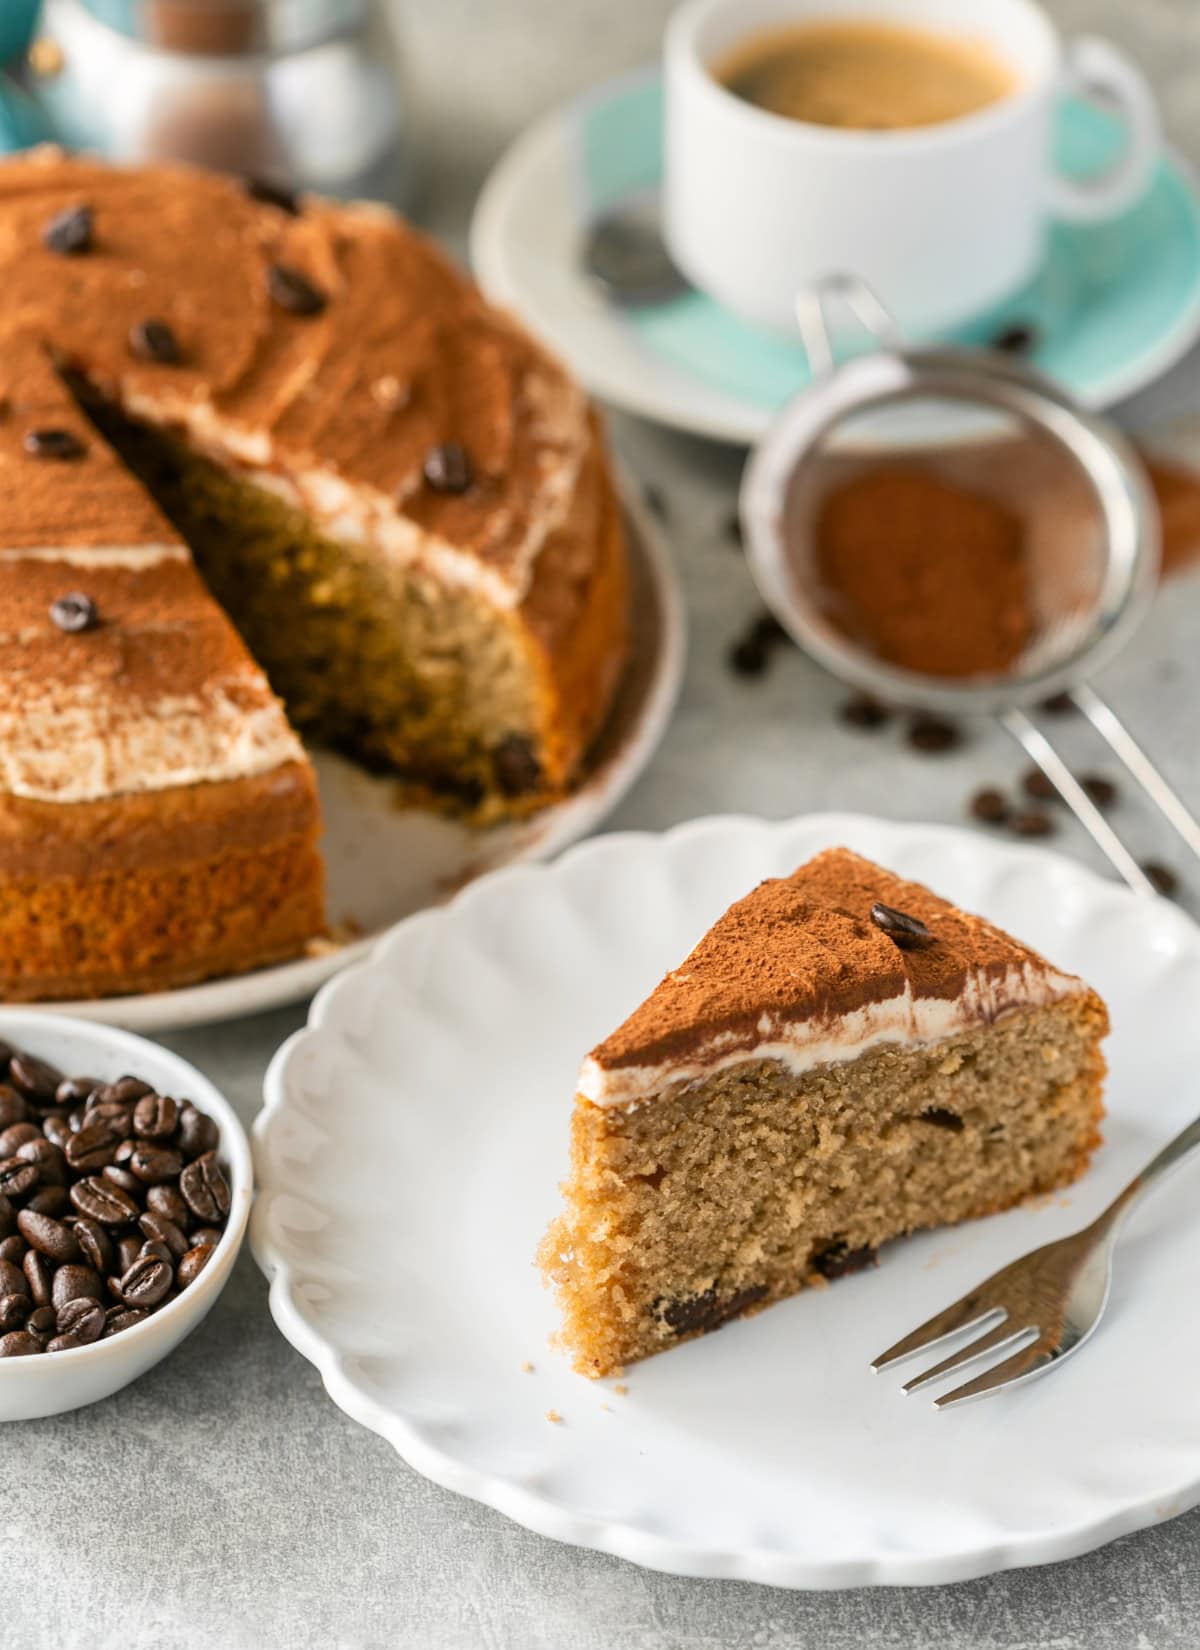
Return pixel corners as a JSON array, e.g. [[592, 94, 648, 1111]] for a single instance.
[[133, 1093, 178, 1140], [102, 1165, 142, 1196], [422, 440, 472, 495], [48, 590, 97, 631], [1021, 765, 1058, 802], [43, 203, 93, 256], [128, 1145, 182, 1185], [129, 318, 183, 365], [0, 1235, 24, 1265], [83, 1100, 134, 1139], [906, 714, 962, 754], [55, 1076, 100, 1108], [181, 1152, 230, 1222], [728, 633, 768, 677], [839, 692, 891, 730], [9, 1053, 62, 1103], [0, 1331, 42, 1357], [146, 1184, 189, 1228], [177, 1105, 219, 1160], [1143, 861, 1179, 898], [139, 1239, 174, 1268], [1039, 691, 1076, 716], [94, 1076, 154, 1106], [41, 1115, 73, 1151], [116, 1234, 143, 1273], [26, 1305, 55, 1339], [969, 786, 1009, 825], [0, 1086, 27, 1130], [0, 1122, 41, 1156], [0, 1293, 27, 1331], [177, 1242, 216, 1289], [52, 1265, 104, 1310], [139, 1211, 188, 1259], [17, 1209, 80, 1264], [989, 320, 1038, 355], [68, 1108, 87, 1133], [0, 1257, 28, 1298], [245, 176, 300, 214], [69, 1176, 139, 1226], [870, 902, 937, 951], [104, 1306, 148, 1337], [55, 1296, 105, 1344], [190, 1227, 223, 1249], [66, 1118, 123, 1173], [17, 1136, 67, 1183], [1081, 774, 1118, 809], [73, 1217, 113, 1275], [0, 1192, 12, 1240], [267, 262, 326, 316], [112, 1137, 138, 1165], [25, 1185, 70, 1217], [0, 1157, 38, 1199], [118, 1253, 172, 1308], [1010, 809, 1056, 837], [493, 734, 542, 798], [24, 1250, 53, 1307]]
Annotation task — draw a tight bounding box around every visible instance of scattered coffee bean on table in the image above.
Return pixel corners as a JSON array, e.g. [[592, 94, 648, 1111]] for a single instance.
[[969, 786, 1010, 825], [1021, 765, 1059, 802], [906, 714, 962, 754], [1038, 691, 1076, 716], [1081, 774, 1118, 809], [1142, 861, 1179, 898], [839, 692, 891, 730], [1010, 809, 1057, 837], [0, 1041, 231, 1357]]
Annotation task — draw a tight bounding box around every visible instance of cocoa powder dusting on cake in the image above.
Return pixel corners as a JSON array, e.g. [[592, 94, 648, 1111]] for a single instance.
[[590, 848, 1076, 1073], [815, 467, 1031, 677]]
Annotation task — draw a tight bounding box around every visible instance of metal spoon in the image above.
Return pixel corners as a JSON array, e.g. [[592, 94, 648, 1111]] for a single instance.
[[581, 192, 690, 306]]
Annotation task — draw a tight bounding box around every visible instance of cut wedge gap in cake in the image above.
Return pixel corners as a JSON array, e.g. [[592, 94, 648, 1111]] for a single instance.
[[539, 848, 1109, 1377]]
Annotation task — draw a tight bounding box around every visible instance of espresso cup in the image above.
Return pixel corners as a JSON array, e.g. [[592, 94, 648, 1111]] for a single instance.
[[664, 0, 1161, 336]]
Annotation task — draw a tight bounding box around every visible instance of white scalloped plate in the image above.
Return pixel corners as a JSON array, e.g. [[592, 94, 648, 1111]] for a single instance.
[[30, 483, 683, 1032], [252, 813, 1200, 1588]]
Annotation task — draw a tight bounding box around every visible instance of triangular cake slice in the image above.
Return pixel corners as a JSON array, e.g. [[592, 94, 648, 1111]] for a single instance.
[[539, 848, 1108, 1376]]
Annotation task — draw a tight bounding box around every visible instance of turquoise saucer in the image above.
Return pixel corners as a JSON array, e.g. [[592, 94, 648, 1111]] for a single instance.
[[472, 68, 1200, 444]]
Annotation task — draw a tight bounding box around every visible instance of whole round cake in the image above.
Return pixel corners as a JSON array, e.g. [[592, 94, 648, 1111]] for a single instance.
[[0, 149, 629, 1001]]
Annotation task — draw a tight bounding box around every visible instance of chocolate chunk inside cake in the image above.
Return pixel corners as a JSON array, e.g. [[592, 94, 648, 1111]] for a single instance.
[[539, 848, 1108, 1377]]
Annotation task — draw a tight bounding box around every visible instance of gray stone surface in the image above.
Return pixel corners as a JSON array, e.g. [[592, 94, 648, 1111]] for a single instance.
[[8, 1, 1200, 1645]]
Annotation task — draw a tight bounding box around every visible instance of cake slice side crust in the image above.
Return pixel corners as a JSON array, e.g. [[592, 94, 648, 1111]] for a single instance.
[[540, 993, 1107, 1377]]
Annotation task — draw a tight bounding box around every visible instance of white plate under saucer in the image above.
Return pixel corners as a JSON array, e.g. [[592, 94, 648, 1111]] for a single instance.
[[471, 67, 1200, 445], [253, 811, 1200, 1588], [30, 480, 684, 1033]]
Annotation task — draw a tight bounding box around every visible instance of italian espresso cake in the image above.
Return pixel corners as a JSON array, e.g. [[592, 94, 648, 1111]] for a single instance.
[[0, 148, 628, 1000], [539, 848, 1108, 1376]]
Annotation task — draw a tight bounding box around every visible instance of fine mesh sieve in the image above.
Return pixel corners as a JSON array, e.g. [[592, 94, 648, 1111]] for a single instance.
[[740, 275, 1199, 896]]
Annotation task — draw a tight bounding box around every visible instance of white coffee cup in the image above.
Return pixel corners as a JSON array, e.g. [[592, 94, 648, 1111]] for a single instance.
[[663, 0, 1161, 336]]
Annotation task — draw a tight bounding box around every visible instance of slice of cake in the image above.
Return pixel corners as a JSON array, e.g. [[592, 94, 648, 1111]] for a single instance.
[[539, 848, 1108, 1376]]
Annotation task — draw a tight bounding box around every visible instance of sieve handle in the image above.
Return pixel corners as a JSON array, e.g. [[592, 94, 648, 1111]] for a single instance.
[[1071, 684, 1200, 862], [1001, 709, 1157, 895]]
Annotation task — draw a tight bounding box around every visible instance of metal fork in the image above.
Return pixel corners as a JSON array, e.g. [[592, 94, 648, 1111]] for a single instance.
[[872, 1112, 1200, 1407]]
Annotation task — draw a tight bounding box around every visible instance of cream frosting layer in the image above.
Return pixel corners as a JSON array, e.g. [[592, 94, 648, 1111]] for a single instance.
[[579, 959, 1085, 1109], [0, 679, 305, 804]]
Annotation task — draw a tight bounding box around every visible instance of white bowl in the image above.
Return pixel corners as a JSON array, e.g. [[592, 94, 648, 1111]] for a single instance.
[[0, 1010, 252, 1421]]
